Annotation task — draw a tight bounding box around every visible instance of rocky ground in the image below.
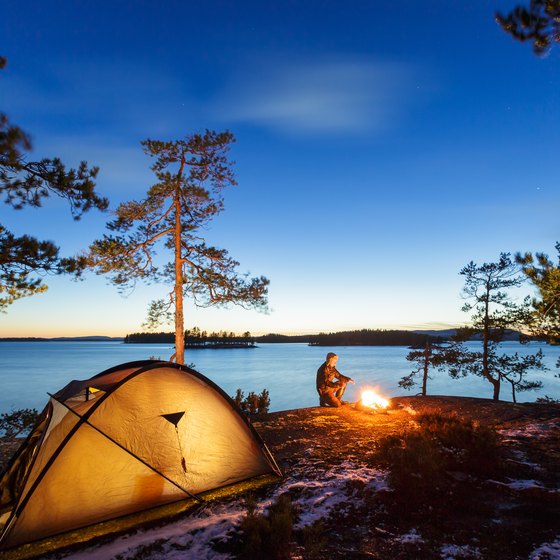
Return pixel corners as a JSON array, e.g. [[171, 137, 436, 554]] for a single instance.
[[1, 396, 559, 560], [253, 396, 560, 560]]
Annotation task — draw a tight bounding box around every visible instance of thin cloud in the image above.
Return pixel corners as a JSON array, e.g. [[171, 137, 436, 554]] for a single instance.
[[214, 57, 416, 134], [3, 59, 189, 137]]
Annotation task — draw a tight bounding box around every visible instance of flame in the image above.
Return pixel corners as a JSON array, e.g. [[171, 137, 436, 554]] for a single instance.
[[361, 389, 389, 410]]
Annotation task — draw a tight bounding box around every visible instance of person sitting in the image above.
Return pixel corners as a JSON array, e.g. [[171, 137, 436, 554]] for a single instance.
[[316, 352, 354, 407]]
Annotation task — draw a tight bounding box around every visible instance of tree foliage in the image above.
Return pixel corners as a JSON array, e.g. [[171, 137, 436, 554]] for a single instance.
[[125, 328, 256, 347], [449, 253, 545, 401], [516, 243, 560, 344], [0, 56, 108, 311], [496, 0, 560, 54], [0, 112, 105, 216], [233, 388, 271, 414], [88, 131, 268, 364], [400, 341, 464, 396], [0, 408, 39, 438]]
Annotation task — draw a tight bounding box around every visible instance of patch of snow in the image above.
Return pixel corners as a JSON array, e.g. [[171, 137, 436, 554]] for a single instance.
[[57, 461, 389, 560], [440, 543, 482, 559], [487, 478, 558, 492], [270, 461, 389, 529], [502, 479, 546, 491], [57, 502, 245, 560], [397, 528, 423, 544], [499, 420, 560, 441], [530, 537, 560, 560], [505, 454, 543, 470]]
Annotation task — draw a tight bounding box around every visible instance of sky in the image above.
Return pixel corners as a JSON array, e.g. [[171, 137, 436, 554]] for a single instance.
[[1, 0, 559, 337]]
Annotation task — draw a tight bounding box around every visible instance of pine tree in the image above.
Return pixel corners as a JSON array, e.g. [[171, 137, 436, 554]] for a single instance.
[[496, 0, 560, 55], [0, 56, 108, 311], [400, 340, 463, 396], [516, 243, 560, 344], [88, 131, 268, 364], [450, 253, 545, 401]]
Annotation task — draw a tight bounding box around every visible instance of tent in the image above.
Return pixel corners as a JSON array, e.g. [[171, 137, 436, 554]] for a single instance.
[[0, 360, 281, 551]]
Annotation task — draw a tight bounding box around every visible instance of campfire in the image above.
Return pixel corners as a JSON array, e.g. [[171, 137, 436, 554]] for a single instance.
[[357, 389, 390, 412]]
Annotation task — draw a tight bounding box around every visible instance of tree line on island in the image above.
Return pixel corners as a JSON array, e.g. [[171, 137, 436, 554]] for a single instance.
[[124, 328, 448, 346], [126, 328, 257, 347]]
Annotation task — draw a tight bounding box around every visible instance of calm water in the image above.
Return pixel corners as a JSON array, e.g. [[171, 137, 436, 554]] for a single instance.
[[0, 341, 559, 413]]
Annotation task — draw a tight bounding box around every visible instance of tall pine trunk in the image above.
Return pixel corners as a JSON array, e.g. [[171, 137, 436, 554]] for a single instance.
[[174, 166, 185, 364], [421, 341, 429, 396], [483, 284, 500, 401]]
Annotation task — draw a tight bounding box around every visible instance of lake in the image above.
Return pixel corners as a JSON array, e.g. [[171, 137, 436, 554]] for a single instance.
[[0, 341, 559, 413]]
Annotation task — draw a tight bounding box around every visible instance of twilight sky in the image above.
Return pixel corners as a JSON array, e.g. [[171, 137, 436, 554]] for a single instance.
[[1, 0, 558, 337]]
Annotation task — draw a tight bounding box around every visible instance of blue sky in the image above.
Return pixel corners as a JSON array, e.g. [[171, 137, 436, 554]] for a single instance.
[[1, 0, 558, 336]]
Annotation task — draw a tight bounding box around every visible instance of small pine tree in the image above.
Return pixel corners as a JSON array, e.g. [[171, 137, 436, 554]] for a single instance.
[[257, 389, 270, 413], [0, 408, 39, 438], [450, 253, 546, 401], [232, 389, 270, 414]]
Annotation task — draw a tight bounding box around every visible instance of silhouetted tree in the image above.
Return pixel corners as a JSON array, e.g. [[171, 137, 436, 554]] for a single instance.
[[496, 0, 560, 54], [449, 253, 545, 401], [516, 243, 560, 344], [400, 341, 463, 396], [87, 131, 268, 364], [0, 408, 39, 438], [0, 56, 108, 311], [233, 388, 270, 414]]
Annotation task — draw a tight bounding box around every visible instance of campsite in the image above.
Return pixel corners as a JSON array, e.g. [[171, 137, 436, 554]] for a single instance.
[[0, 393, 559, 559], [3, 1, 560, 559]]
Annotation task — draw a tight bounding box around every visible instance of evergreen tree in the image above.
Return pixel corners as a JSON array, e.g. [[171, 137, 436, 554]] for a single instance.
[[0, 56, 108, 311], [516, 243, 560, 344], [400, 340, 463, 396], [496, 0, 560, 54], [450, 253, 545, 401], [87, 131, 268, 364]]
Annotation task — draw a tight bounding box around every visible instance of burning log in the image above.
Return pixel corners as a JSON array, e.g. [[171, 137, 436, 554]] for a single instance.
[[356, 389, 390, 413]]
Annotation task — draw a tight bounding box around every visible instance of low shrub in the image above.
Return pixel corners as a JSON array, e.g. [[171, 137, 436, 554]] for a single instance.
[[301, 520, 327, 559], [375, 412, 503, 511], [416, 412, 502, 476], [225, 494, 296, 560], [113, 538, 166, 560], [535, 395, 560, 404], [233, 389, 271, 414]]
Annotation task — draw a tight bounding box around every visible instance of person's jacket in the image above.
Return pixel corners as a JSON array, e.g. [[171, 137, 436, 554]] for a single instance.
[[316, 362, 350, 391]]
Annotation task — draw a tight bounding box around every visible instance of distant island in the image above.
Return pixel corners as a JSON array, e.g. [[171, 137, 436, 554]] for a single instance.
[[310, 329, 447, 346], [124, 330, 257, 348], [1, 328, 528, 346], [123, 328, 453, 346]]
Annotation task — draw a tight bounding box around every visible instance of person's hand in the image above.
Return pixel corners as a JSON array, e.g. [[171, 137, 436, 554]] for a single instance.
[[349, 377, 355, 384]]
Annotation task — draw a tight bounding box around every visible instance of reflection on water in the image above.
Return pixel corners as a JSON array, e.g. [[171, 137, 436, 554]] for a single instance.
[[0, 341, 559, 413]]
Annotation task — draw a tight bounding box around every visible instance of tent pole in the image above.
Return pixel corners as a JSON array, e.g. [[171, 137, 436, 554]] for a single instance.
[[49, 395, 203, 504]]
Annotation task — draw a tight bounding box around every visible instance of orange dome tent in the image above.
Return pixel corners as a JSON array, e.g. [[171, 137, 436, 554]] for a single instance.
[[0, 360, 281, 552]]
